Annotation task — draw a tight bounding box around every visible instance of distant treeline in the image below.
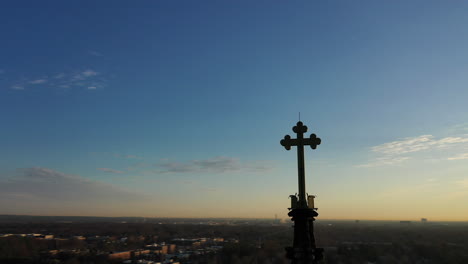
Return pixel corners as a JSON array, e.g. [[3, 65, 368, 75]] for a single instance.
[[0, 215, 279, 224]]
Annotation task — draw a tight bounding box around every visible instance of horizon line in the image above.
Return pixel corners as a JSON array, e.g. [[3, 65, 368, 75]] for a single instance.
[[1, 214, 467, 223]]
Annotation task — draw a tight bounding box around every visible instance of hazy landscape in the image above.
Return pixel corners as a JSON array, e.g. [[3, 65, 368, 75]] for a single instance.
[[1, 215, 468, 263], [2, 1, 468, 263]]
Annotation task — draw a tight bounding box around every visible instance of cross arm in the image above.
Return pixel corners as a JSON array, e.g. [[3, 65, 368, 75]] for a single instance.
[[280, 134, 321, 150]]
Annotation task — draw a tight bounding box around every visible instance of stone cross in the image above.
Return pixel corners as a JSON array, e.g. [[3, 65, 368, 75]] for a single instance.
[[280, 121, 321, 208]]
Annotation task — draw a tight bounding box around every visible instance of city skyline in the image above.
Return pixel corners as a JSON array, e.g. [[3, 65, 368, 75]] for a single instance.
[[1, 1, 468, 221]]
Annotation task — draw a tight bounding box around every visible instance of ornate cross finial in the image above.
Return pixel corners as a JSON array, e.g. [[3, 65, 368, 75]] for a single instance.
[[280, 121, 321, 208], [280, 121, 321, 150]]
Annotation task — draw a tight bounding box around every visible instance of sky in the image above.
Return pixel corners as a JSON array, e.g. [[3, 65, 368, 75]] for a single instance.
[[1, 0, 468, 221]]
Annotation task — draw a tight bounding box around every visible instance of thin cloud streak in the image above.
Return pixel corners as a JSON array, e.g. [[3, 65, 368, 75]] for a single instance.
[[356, 156, 411, 168], [9, 69, 106, 91], [73, 69, 98, 81], [97, 168, 125, 174], [0, 167, 142, 202], [11, 85, 24, 90], [29, 79, 47, 84], [371, 135, 468, 155], [359, 134, 468, 167], [155, 156, 273, 174], [448, 153, 468, 160]]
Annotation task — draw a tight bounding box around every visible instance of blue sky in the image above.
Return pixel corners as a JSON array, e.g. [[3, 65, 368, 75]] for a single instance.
[[1, 1, 468, 220]]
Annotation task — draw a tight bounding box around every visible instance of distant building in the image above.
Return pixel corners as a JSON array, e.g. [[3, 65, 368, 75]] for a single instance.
[[400, 221, 412, 224], [168, 244, 176, 254], [161, 245, 169, 254], [108, 251, 131, 260], [421, 218, 428, 223], [192, 241, 201, 248]]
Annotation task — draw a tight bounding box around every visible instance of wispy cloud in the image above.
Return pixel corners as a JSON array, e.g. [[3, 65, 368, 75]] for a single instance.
[[358, 134, 468, 167], [72, 69, 98, 81], [155, 156, 272, 174], [448, 153, 468, 160], [97, 168, 125, 174], [0, 167, 141, 202], [11, 85, 24, 90], [356, 156, 411, 168], [371, 135, 432, 155], [96, 153, 272, 175], [9, 69, 107, 91], [54, 73, 65, 79], [29, 79, 47, 84], [371, 135, 468, 155]]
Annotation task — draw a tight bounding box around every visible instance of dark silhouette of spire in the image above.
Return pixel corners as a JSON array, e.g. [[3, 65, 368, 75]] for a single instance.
[[281, 121, 323, 263]]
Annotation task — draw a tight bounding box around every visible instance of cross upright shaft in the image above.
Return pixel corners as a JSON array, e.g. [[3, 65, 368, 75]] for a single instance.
[[280, 121, 321, 208]]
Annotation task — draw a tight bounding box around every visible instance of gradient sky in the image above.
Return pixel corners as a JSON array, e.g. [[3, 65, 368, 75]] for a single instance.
[[1, 1, 468, 221]]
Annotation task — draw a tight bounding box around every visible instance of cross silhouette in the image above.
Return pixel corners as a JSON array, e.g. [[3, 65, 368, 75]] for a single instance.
[[280, 121, 321, 208]]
